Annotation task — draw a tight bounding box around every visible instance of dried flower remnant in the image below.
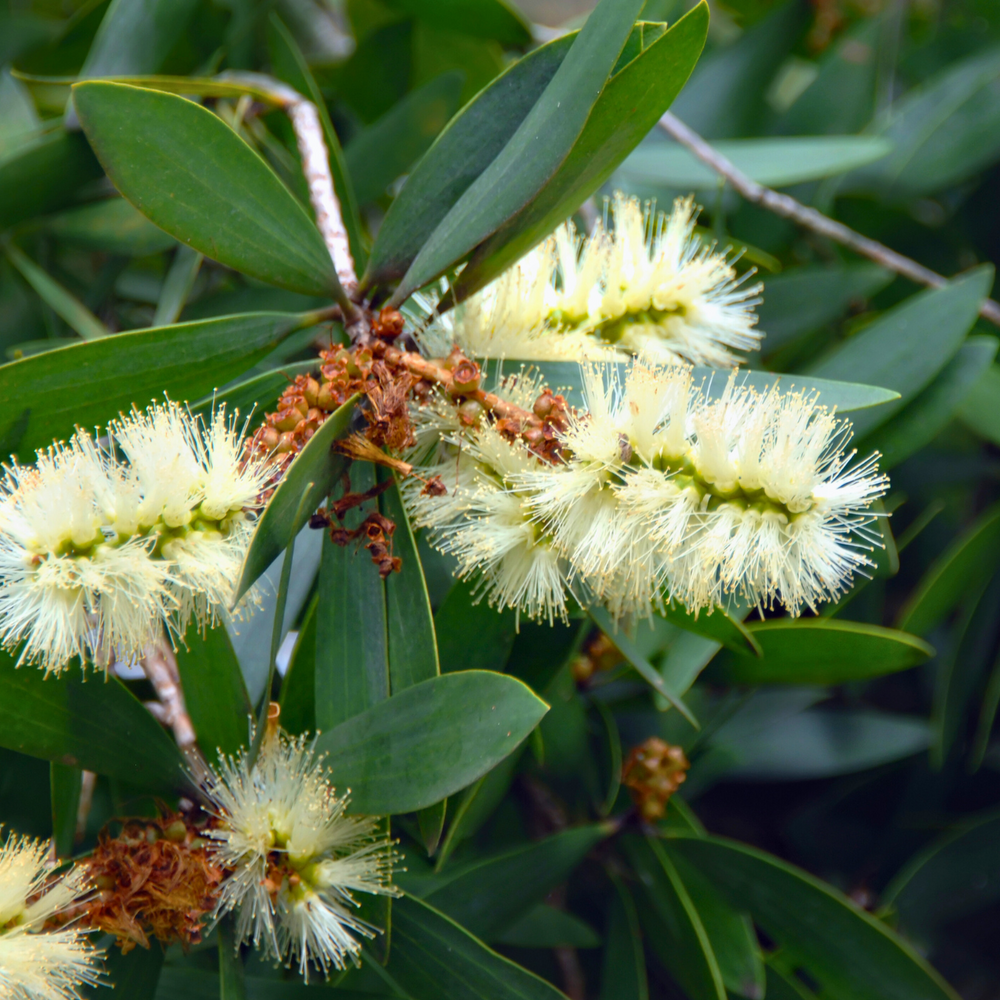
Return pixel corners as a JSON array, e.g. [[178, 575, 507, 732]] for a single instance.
[[201, 724, 398, 980], [571, 630, 623, 684], [448, 194, 762, 368], [82, 813, 222, 953], [622, 738, 690, 821], [0, 829, 102, 1000]]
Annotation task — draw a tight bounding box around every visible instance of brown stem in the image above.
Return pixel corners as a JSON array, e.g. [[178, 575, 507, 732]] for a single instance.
[[75, 770, 96, 843], [658, 111, 1000, 328], [375, 342, 540, 430], [140, 637, 196, 751]]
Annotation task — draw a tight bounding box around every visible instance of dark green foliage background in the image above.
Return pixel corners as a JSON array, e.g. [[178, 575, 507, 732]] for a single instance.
[[3, 0, 1000, 998]]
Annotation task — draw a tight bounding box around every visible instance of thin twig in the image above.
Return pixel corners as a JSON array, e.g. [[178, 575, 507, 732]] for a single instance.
[[657, 111, 1000, 328], [140, 637, 196, 751]]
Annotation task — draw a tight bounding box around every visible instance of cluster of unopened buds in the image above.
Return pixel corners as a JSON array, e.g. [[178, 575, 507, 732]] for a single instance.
[[622, 737, 691, 821]]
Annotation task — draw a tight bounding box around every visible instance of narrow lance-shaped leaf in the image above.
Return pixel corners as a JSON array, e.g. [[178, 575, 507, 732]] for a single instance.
[[234, 394, 359, 602], [315, 461, 389, 730], [0, 311, 315, 459], [392, 0, 647, 304], [0, 652, 190, 794], [669, 834, 961, 1000], [72, 81, 343, 299], [454, 3, 709, 300]]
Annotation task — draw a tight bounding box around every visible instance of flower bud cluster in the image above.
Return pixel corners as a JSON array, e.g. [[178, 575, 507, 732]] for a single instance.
[[202, 728, 398, 980], [0, 402, 267, 674], [405, 355, 887, 622], [446, 193, 763, 368], [0, 828, 103, 1000]]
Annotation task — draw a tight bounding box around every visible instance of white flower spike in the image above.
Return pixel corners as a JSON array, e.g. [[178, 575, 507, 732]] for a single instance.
[[0, 403, 267, 674], [448, 193, 762, 368], [405, 355, 888, 622], [203, 727, 398, 980], [0, 830, 102, 1000]]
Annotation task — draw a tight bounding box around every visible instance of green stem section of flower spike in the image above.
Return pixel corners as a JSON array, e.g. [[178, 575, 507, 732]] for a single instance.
[[49, 507, 246, 561], [547, 305, 687, 344], [647, 450, 808, 521]]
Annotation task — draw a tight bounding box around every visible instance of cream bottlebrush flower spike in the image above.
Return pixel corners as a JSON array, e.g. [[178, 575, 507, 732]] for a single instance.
[[110, 401, 268, 634], [0, 402, 267, 674], [0, 433, 173, 674], [202, 727, 398, 980], [404, 371, 574, 625], [448, 193, 762, 368], [0, 829, 102, 1000], [405, 356, 888, 621]]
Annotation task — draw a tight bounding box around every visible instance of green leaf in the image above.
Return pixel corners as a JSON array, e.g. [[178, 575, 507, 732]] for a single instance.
[[723, 619, 933, 685], [388, 893, 567, 1000], [421, 825, 610, 938], [434, 579, 517, 673], [385, 0, 531, 46], [482, 359, 899, 414], [190, 360, 319, 420], [315, 461, 389, 730], [958, 361, 1000, 444], [72, 82, 342, 299], [664, 604, 760, 656], [435, 746, 524, 869], [843, 46, 1000, 201], [266, 16, 364, 273], [50, 762, 81, 858], [495, 904, 601, 949], [807, 267, 994, 438], [668, 834, 961, 1000], [600, 876, 648, 1000], [174, 624, 251, 761], [42, 197, 178, 255], [0, 128, 103, 231], [453, 4, 709, 301], [4, 242, 109, 340], [84, 940, 165, 999], [669, 850, 766, 999], [417, 799, 447, 857], [153, 245, 202, 327], [364, 32, 574, 288], [896, 501, 1000, 636], [234, 394, 359, 602], [0, 652, 189, 793], [345, 71, 464, 207], [758, 264, 893, 355], [861, 336, 998, 469], [0, 311, 311, 460], [379, 471, 440, 692], [78, 0, 201, 78], [624, 835, 727, 1000], [667, 0, 806, 139], [620, 136, 892, 189], [707, 706, 931, 781], [590, 605, 698, 725], [314, 670, 548, 815], [932, 573, 1000, 766], [219, 917, 247, 1000], [394, 0, 649, 303], [884, 810, 1000, 935], [278, 596, 317, 736]]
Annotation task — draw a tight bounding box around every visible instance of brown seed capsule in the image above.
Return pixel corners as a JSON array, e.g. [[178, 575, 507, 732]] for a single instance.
[[457, 400, 482, 427], [450, 358, 481, 396], [164, 820, 187, 843], [261, 427, 280, 450], [303, 377, 320, 408], [277, 432, 296, 453], [622, 737, 690, 822], [316, 382, 339, 411], [274, 408, 300, 433]]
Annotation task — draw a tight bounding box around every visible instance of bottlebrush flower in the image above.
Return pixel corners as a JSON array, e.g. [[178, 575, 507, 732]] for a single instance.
[[0, 829, 102, 1000], [405, 355, 888, 621], [0, 403, 267, 674], [446, 194, 762, 368], [110, 402, 268, 631], [202, 729, 398, 980], [0, 434, 172, 674]]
